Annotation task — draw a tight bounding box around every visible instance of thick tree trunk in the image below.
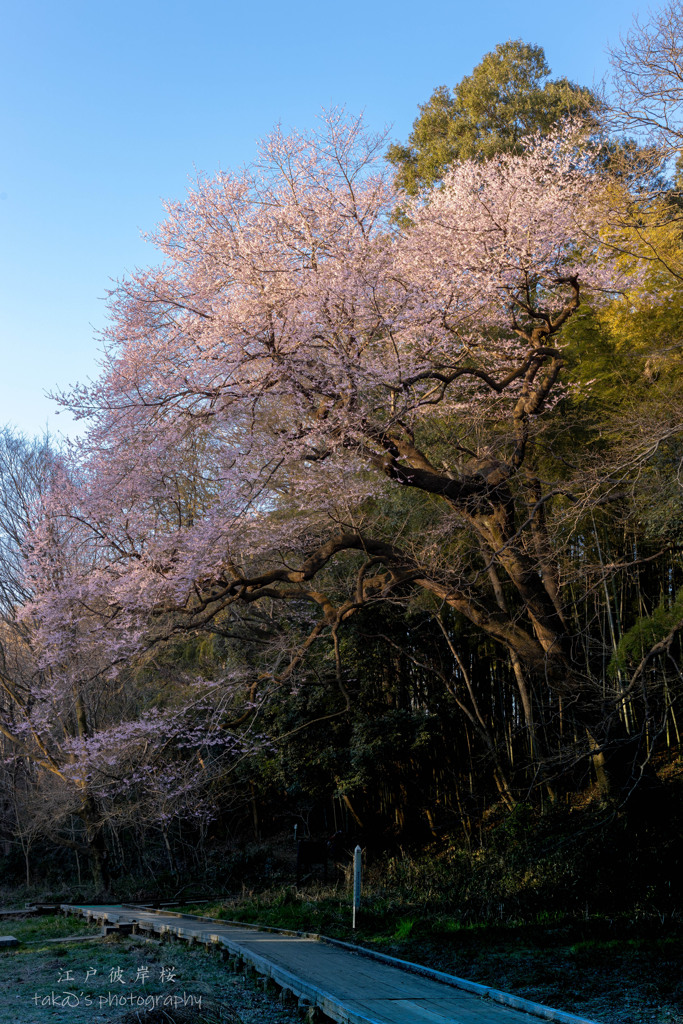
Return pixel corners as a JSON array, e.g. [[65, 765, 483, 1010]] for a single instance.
[[467, 498, 649, 804], [80, 794, 110, 890]]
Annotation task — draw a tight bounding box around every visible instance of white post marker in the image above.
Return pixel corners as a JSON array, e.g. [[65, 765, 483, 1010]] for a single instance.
[[352, 845, 362, 930]]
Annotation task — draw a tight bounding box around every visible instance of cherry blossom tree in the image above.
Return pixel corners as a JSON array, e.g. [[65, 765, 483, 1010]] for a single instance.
[[0, 434, 261, 885], [24, 111, 648, 804]]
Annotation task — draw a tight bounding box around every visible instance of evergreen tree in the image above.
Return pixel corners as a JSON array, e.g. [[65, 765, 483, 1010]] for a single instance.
[[387, 40, 598, 194]]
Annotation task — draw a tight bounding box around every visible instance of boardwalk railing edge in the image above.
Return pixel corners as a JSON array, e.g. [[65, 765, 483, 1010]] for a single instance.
[[62, 904, 601, 1024]]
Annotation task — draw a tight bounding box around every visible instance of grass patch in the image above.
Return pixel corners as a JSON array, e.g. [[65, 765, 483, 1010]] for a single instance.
[[0, 914, 101, 945], [0, 932, 294, 1024], [392, 916, 416, 940]]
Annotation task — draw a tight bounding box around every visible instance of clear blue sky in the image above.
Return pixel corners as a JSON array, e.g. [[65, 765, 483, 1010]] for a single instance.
[[1, 0, 642, 439]]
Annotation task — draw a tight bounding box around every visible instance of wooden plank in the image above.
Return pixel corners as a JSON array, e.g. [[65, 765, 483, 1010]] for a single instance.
[[347, 999, 454, 1024], [387, 999, 466, 1022], [420, 998, 542, 1024]]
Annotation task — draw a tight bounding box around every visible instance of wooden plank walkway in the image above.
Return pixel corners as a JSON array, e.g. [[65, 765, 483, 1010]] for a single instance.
[[63, 904, 599, 1024]]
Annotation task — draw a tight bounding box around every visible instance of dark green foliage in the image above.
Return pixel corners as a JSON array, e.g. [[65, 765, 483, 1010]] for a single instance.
[[611, 588, 683, 676], [387, 40, 598, 193], [197, 776, 683, 928]]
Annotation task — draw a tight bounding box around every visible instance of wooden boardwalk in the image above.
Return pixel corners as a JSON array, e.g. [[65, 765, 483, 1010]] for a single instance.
[[64, 904, 598, 1024]]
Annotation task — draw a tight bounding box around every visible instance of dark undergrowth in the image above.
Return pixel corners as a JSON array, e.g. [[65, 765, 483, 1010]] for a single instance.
[[163, 795, 683, 1024], [2, 788, 683, 1022]]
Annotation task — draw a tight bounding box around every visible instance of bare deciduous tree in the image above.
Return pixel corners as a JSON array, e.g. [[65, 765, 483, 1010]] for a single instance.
[[609, 1, 683, 155]]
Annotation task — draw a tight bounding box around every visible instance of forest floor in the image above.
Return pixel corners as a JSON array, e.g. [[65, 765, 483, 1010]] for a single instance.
[[0, 915, 301, 1024], [386, 927, 682, 1024], [172, 893, 683, 1024]]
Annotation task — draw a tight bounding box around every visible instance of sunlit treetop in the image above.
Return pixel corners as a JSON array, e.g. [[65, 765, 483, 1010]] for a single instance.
[[387, 40, 599, 195]]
